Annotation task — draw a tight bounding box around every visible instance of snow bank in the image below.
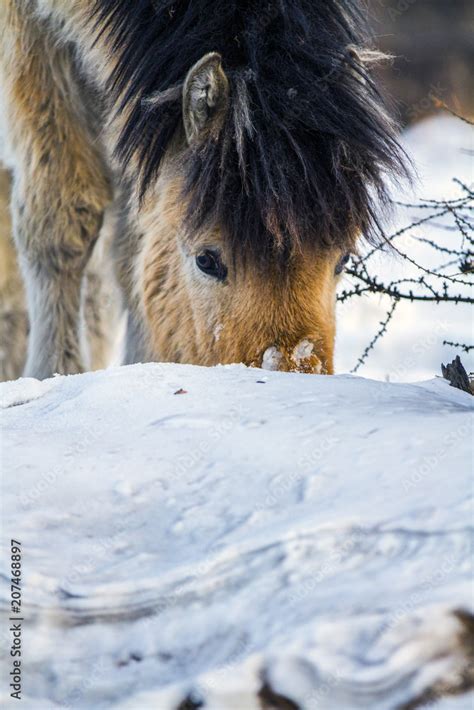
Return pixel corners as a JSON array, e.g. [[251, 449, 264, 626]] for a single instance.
[[1, 363, 472, 708]]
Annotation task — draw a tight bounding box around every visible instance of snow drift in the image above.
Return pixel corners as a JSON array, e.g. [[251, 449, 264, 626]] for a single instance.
[[1, 363, 472, 708]]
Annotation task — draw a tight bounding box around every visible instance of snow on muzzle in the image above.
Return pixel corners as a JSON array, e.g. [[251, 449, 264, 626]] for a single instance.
[[261, 339, 323, 374]]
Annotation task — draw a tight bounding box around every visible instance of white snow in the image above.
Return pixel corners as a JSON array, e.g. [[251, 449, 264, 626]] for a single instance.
[[261, 345, 283, 371], [1, 363, 472, 708], [291, 339, 315, 367], [213, 324, 224, 343]]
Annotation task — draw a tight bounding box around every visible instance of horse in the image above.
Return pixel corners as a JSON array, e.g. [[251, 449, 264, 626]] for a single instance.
[[0, 0, 407, 380]]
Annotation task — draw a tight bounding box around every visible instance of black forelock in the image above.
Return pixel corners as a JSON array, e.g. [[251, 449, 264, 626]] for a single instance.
[[93, 0, 409, 261]]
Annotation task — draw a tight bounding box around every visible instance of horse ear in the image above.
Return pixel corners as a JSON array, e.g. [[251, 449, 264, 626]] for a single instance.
[[183, 52, 229, 144]]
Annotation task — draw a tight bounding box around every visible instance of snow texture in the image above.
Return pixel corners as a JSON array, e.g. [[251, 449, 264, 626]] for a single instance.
[[1, 363, 473, 709]]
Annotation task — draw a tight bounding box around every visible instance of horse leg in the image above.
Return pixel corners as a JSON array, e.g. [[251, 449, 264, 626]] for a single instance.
[[83, 209, 123, 371], [0, 163, 119, 379], [1, 3, 111, 379], [111, 194, 152, 365], [0, 165, 28, 381]]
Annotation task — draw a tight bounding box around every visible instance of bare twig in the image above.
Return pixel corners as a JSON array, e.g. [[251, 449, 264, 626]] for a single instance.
[[443, 341, 474, 354], [433, 98, 474, 126], [337, 114, 473, 372], [351, 299, 399, 374]]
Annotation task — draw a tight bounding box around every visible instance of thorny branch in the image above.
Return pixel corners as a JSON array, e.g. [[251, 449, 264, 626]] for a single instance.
[[338, 117, 473, 370], [351, 299, 399, 374], [443, 341, 473, 354]]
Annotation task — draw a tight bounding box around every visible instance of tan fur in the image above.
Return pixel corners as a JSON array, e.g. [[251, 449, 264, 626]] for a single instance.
[[139, 169, 340, 374], [0, 163, 121, 381], [2, 4, 110, 263], [1, 1, 112, 377], [0, 0, 349, 378], [0, 166, 28, 381]]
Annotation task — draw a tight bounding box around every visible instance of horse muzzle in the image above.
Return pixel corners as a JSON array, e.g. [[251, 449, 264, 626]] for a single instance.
[[260, 340, 325, 374]]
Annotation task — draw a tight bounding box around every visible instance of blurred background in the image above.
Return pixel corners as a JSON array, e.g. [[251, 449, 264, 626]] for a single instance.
[[335, 1, 474, 380], [368, 0, 474, 125]]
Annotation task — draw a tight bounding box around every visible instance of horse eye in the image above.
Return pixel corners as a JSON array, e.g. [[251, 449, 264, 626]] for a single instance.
[[195, 250, 227, 281], [335, 253, 350, 276]]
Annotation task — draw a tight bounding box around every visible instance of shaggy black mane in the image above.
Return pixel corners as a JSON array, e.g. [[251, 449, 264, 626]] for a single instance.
[[93, 0, 408, 260]]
